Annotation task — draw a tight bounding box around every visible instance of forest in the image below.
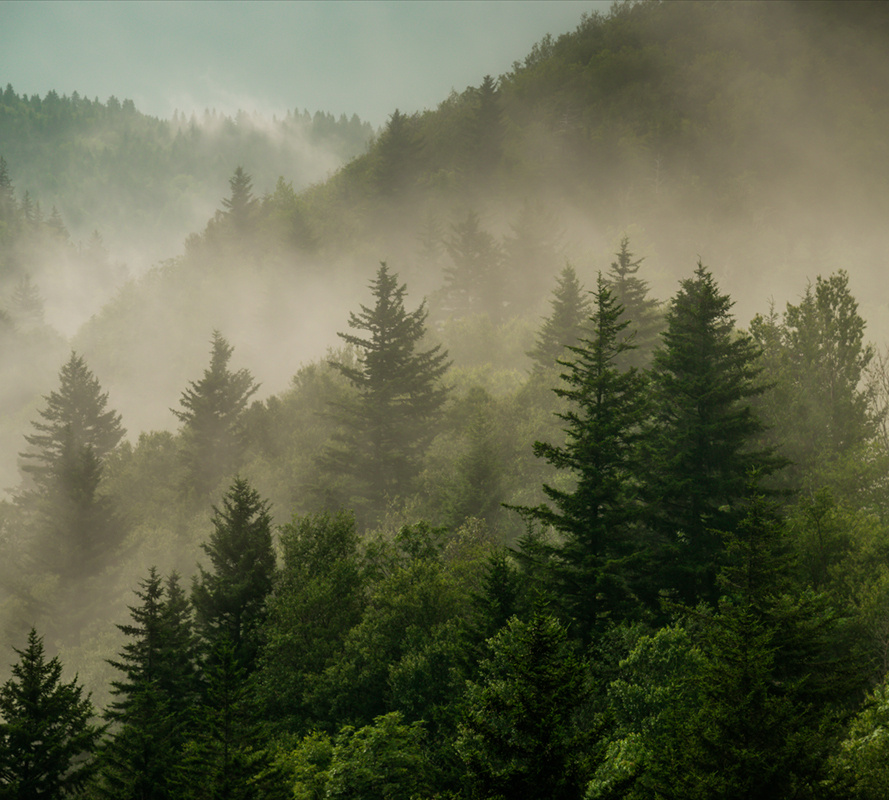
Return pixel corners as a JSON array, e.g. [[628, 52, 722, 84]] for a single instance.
[[2, 1, 889, 797]]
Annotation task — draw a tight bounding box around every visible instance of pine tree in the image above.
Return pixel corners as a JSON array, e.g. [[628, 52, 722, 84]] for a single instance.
[[221, 166, 256, 231], [0, 629, 103, 798], [605, 235, 663, 369], [645, 262, 777, 607], [527, 263, 591, 373], [191, 478, 275, 674], [18, 352, 125, 581], [456, 613, 590, 800], [99, 570, 199, 800], [173, 331, 259, 498], [323, 263, 450, 524], [516, 275, 649, 640]]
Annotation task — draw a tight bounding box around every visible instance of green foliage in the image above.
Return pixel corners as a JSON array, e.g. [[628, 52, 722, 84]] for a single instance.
[[322, 264, 450, 525], [191, 478, 275, 673], [644, 262, 777, 606], [456, 612, 591, 800], [516, 274, 650, 640], [751, 270, 877, 491], [0, 629, 102, 798], [99, 569, 199, 799], [325, 712, 431, 800], [256, 511, 365, 729]]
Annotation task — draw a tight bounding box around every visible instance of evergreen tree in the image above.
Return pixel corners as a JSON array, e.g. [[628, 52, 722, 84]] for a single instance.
[[515, 275, 649, 640], [323, 263, 449, 524], [442, 210, 503, 319], [0, 629, 102, 798], [605, 235, 663, 369], [18, 352, 125, 581], [501, 199, 563, 314], [467, 74, 505, 177], [99, 569, 199, 800], [527, 263, 591, 373], [191, 478, 275, 674], [644, 262, 777, 607], [221, 166, 256, 232], [173, 331, 259, 498], [456, 612, 590, 800], [373, 109, 422, 198], [21, 352, 124, 488]]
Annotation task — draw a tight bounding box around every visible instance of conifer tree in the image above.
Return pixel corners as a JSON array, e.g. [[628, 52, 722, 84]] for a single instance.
[[645, 262, 777, 606], [221, 166, 256, 231], [191, 478, 275, 674], [527, 263, 591, 373], [516, 275, 649, 639], [0, 629, 102, 798], [100, 570, 199, 800], [173, 331, 258, 498], [323, 263, 449, 523], [18, 352, 125, 581], [605, 235, 663, 369]]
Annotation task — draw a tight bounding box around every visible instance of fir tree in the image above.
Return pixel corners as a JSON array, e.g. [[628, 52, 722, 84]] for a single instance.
[[0, 629, 103, 798], [323, 263, 450, 524], [173, 331, 258, 498], [515, 275, 649, 640], [191, 478, 275, 674], [645, 262, 777, 607], [605, 235, 663, 369], [527, 263, 591, 373]]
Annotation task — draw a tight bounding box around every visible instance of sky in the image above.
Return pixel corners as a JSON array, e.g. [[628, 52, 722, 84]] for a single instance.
[[1, 0, 610, 127]]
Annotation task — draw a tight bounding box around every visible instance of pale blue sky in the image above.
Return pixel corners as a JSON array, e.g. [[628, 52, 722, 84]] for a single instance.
[[1, 1, 610, 125]]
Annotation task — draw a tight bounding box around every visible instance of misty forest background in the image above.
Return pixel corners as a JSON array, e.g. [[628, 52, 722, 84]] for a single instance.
[[3, 1, 889, 798]]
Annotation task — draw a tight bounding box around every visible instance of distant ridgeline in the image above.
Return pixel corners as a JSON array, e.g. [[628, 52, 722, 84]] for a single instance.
[[0, 83, 374, 265]]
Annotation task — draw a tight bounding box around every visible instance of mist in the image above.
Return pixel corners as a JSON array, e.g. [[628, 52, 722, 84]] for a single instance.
[[2, 2, 889, 785]]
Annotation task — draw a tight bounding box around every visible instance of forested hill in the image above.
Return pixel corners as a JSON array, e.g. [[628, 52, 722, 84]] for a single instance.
[[4, 3, 889, 796], [0, 85, 374, 266]]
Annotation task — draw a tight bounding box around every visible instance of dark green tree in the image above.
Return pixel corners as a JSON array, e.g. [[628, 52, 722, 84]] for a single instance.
[[373, 109, 422, 198], [323, 264, 449, 524], [516, 275, 649, 640], [527, 263, 591, 373], [256, 511, 365, 729], [456, 612, 591, 800], [0, 629, 102, 798], [644, 262, 777, 607], [191, 477, 276, 674], [99, 569, 199, 800], [173, 331, 259, 498]]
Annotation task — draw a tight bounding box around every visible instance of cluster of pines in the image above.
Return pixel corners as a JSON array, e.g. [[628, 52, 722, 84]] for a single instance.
[[2, 237, 889, 800]]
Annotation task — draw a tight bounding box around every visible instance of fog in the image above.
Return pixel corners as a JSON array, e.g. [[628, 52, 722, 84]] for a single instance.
[[2, 0, 889, 706]]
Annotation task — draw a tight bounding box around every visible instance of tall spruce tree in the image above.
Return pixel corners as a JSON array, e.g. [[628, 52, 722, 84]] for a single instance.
[[173, 331, 258, 498], [515, 275, 649, 640], [0, 629, 102, 798], [18, 352, 125, 581], [99, 569, 199, 800], [645, 262, 777, 607], [527, 263, 591, 373], [323, 263, 450, 524], [191, 478, 275, 674]]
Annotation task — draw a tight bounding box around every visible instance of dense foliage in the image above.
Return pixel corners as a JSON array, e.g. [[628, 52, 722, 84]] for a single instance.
[[2, 1, 889, 797]]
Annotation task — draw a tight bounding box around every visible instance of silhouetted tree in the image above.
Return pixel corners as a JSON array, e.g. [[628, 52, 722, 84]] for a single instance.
[[0, 629, 102, 798]]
